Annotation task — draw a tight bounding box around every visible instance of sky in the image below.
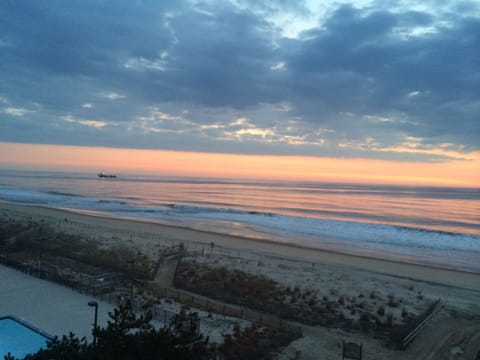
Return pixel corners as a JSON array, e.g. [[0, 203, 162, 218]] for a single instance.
[[0, 1, 479, 185]]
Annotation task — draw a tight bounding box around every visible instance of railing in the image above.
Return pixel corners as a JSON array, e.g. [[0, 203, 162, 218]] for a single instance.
[[391, 299, 441, 348], [147, 284, 301, 334], [0, 257, 300, 338]]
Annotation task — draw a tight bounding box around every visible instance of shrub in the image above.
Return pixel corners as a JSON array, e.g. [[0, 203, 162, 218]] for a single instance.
[[377, 305, 385, 316], [385, 312, 393, 327], [219, 324, 302, 360], [387, 297, 399, 308], [359, 312, 370, 322]]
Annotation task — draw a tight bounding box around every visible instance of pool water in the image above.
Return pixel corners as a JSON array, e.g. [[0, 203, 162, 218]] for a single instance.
[[0, 317, 51, 359]]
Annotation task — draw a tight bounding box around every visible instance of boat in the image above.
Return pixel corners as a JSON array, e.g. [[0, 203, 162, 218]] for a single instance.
[[98, 172, 117, 178]]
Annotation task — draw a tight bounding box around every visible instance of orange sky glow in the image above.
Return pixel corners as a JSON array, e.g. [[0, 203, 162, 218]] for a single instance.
[[1, 142, 479, 187]]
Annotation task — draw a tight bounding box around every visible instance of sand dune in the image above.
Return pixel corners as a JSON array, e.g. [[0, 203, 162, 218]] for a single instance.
[[1, 202, 479, 359], [1, 202, 478, 290]]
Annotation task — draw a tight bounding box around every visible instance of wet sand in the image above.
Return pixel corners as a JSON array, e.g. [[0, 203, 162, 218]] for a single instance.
[[1, 202, 478, 290], [1, 202, 479, 359]]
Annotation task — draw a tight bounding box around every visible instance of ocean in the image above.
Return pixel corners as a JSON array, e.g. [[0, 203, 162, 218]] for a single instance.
[[0, 169, 479, 272]]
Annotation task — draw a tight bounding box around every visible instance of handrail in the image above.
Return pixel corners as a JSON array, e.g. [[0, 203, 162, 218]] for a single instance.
[[393, 299, 441, 348]]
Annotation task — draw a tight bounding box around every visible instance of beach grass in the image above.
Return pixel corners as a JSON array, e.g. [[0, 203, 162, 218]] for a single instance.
[[1, 202, 480, 359]]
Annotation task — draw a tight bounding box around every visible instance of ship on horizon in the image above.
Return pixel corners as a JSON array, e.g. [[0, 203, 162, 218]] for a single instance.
[[98, 172, 117, 178]]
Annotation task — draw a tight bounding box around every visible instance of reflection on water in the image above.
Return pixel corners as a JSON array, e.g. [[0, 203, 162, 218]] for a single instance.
[[0, 169, 479, 271]]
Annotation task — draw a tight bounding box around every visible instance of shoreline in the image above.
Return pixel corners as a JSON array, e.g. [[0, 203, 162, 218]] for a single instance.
[[1, 201, 479, 291], [55, 207, 480, 276]]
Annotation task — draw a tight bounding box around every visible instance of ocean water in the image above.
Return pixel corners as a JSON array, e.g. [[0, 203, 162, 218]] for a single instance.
[[0, 169, 479, 272]]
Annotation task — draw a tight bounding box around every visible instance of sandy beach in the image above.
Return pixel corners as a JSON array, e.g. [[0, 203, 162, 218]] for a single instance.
[[1, 202, 478, 290], [3, 1, 480, 358], [1, 202, 479, 359]]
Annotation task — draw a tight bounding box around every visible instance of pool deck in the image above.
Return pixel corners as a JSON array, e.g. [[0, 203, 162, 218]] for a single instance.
[[0, 265, 115, 341]]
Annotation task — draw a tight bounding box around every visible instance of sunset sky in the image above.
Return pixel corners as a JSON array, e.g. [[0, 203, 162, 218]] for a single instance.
[[0, 1, 479, 185]]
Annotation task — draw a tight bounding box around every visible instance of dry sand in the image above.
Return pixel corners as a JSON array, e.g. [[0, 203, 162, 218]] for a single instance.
[[1, 202, 478, 290], [1, 202, 479, 359]]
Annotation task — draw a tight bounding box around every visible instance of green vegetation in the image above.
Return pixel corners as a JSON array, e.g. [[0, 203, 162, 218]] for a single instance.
[[175, 260, 346, 326], [175, 259, 425, 340], [4, 303, 205, 360], [1, 218, 301, 359], [221, 324, 301, 360], [3, 303, 300, 360], [0, 219, 152, 278]]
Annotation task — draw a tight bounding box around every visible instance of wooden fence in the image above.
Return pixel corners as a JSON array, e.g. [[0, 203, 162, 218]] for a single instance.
[[390, 299, 441, 348], [0, 256, 300, 337], [148, 284, 302, 334]]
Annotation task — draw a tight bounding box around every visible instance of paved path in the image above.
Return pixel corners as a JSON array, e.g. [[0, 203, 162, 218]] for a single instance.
[[0, 265, 115, 340]]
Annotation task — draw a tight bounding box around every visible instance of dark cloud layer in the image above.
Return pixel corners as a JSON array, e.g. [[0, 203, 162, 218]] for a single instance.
[[0, 0, 478, 160]]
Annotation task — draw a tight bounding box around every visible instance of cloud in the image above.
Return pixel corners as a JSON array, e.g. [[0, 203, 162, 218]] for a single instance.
[[0, 0, 478, 161], [101, 92, 125, 101], [124, 51, 169, 72], [63, 115, 108, 129], [282, 4, 480, 149], [4, 107, 34, 116]]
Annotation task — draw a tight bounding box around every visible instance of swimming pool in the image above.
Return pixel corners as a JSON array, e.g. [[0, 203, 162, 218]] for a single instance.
[[0, 316, 53, 359]]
